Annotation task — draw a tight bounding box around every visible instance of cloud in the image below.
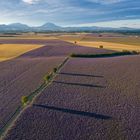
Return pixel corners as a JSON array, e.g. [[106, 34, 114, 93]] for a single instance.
[[74, 19, 140, 28], [22, 0, 41, 4], [87, 0, 125, 4]]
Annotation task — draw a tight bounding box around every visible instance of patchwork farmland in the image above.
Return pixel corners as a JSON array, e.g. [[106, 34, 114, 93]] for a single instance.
[[58, 34, 140, 51], [0, 33, 140, 140]]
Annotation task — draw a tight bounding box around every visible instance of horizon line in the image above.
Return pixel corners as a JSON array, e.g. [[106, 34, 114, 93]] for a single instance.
[[0, 19, 140, 29]]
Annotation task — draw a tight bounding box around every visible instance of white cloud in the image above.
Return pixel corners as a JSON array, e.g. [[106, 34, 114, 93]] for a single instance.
[[22, 0, 41, 4]]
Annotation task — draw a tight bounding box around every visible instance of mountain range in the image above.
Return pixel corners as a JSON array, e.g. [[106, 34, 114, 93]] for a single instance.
[[0, 22, 139, 32]]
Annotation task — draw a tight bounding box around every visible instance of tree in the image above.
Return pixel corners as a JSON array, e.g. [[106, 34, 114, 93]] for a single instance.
[[99, 45, 103, 49], [53, 68, 57, 73], [43, 75, 51, 82], [21, 96, 28, 106]]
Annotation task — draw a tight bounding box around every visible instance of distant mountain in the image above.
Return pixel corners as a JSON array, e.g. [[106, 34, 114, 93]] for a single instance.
[[119, 27, 135, 30], [0, 22, 139, 32], [8, 23, 29, 28], [0, 23, 30, 31], [40, 22, 61, 29], [36, 22, 62, 31]]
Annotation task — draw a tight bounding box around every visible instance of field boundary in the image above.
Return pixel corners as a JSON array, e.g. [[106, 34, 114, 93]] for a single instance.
[[70, 51, 139, 58], [0, 57, 69, 138]]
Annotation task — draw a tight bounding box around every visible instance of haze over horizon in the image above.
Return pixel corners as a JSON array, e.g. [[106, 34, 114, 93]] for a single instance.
[[0, 0, 140, 28]]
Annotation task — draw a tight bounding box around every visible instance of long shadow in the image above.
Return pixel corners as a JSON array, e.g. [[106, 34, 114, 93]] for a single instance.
[[53, 81, 105, 88], [33, 104, 112, 120], [58, 72, 103, 78]]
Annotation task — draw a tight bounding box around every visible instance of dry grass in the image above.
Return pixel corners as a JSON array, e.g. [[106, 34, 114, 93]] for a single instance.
[[78, 41, 140, 51], [57, 34, 140, 51], [57, 33, 140, 46], [81, 36, 140, 46], [66, 40, 140, 51], [0, 44, 43, 61]]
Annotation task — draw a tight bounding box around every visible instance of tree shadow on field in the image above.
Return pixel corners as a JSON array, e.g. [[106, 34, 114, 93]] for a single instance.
[[33, 104, 112, 120], [53, 81, 105, 88], [58, 72, 104, 78]]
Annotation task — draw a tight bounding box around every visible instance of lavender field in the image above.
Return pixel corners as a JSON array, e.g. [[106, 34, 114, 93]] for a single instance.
[[4, 55, 140, 140], [0, 0, 140, 139], [0, 39, 115, 137]]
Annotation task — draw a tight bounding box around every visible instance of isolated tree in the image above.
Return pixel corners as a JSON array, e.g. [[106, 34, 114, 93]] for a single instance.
[[99, 45, 103, 49], [53, 68, 57, 73], [21, 96, 28, 106], [43, 75, 51, 82]]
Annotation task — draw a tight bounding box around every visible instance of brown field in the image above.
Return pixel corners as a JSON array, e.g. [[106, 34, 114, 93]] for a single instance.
[[0, 44, 43, 61], [4, 55, 140, 140]]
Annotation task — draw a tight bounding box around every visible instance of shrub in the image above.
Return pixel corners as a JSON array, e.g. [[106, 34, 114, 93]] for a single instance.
[[21, 96, 28, 106], [70, 53, 75, 57], [132, 50, 140, 54], [43, 74, 51, 82], [122, 50, 130, 53], [53, 68, 57, 73], [99, 45, 103, 49]]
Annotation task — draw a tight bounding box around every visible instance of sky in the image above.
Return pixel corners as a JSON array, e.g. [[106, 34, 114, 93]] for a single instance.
[[0, 0, 140, 28]]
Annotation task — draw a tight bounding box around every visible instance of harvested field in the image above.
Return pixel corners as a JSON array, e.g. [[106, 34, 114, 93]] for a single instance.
[[58, 33, 140, 46], [4, 55, 140, 140], [70, 41, 140, 51], [58, 33, 140, 51], [0, 44, 43, 62], [81, 35, 140, 46]]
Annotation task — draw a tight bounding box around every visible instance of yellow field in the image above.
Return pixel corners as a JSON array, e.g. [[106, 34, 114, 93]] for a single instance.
[[57, 33, 140, 51], [0, 44, 43, 62], [64, 40, 140, 51]]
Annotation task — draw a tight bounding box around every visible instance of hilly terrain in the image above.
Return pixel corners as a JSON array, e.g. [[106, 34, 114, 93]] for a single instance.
[[0, 22, 140, 32]]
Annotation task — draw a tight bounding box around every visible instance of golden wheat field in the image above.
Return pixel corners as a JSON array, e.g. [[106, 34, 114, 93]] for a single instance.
[[0, 44, 43, 61], [70, 41, 140, 51], [57, 34, 140, 51]]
